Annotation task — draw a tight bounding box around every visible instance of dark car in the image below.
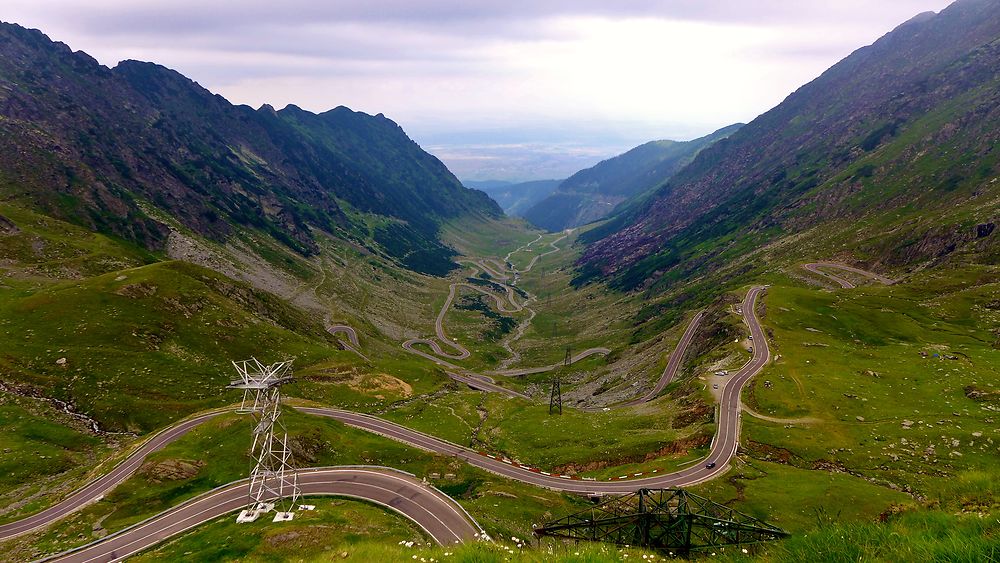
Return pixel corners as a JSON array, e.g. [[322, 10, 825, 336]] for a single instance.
[[705, 462, 717, 469]]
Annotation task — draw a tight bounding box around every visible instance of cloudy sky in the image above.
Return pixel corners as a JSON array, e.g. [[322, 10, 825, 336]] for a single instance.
[[4, 1, 954, 181]]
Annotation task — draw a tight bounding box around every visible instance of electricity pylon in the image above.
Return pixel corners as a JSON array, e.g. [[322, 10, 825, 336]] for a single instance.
[[535, 488, 789, 554], [550, 347, 568, 415], [229, 357, 300, 523]]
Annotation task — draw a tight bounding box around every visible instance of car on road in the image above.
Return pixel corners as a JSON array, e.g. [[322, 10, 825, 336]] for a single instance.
[[705, 462, 716, 469], [712, 383, 719, 389]]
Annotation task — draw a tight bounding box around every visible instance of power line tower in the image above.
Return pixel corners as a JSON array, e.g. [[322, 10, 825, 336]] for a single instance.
[[229, 357, 300, 523], [534, 488, 788, 555], [550, 347, 568, 415]]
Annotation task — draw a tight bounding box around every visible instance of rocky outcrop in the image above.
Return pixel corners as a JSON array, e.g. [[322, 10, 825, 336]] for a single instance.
[[0, 214, 19, 235]]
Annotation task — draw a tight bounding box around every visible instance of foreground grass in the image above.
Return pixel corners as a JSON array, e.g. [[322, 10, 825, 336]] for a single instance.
[[3, 408, 590, 561], [133, 497, 423, 562], [746, 268, 1000, 497], [722, 509, 1000, 562], [140, 519, 669, 563], [691, 459, 910, 534]]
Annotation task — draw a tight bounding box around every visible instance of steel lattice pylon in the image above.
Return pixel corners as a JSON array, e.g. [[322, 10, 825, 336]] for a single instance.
[[228, 357, 300, 523], [534, 488, 788, 555], [550, 347, 568, 415]]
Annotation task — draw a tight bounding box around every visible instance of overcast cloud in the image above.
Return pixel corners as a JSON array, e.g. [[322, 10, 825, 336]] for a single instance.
[[3, 1, 955, 180]]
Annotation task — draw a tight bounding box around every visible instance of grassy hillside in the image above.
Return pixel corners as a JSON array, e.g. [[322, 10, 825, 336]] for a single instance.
[[6, 191, 1000, 562]]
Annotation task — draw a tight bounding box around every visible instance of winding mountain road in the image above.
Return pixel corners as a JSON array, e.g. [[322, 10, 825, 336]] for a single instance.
[[622, 311, 705, 406], [326, 324, 369, 361], [403, 280, 527, 361], [446, 372, 530, 399], [326, 325, 360, 347], [4, 286, 770, 560], [516, 231, 570, 274], [486, 348, 611, 377], [802, 262, 894, 289], [301, 285, 769, 493], [404, 230, 605, 378]]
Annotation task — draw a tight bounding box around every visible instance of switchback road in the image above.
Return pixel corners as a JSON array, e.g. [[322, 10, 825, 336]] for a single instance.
[[403, 279, 526, 361], [326, 324, 369, 361], [5, 287, 769, 558], [404, 230, 604, 378], [302, 285, 769, 494]]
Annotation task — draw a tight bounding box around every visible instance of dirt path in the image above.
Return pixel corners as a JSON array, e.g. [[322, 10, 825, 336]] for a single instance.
[[743, 406, 820, 425], [802, 262, 895, 289]]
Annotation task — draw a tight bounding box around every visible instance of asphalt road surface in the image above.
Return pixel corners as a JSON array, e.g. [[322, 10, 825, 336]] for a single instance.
[[404, 236, 606, 379], [511, 231, 571, 274], [487, 347, 611, 377], [404, 279, 526, 361], [44, 467, 480, 562], [6, 286, 769, 558], [447, 371, 530, 399], [622, 310, 705, 406], [301, 285, 770, 494], [0, 410, 223, 542], [326, 324, 369, 361]]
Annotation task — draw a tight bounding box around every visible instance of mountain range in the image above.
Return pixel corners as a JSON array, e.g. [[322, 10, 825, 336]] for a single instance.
[[523, 124, 742, 231], [576, 0, 1000, 291], [0, 23, 500, 276], [468, 179, 563, 217]]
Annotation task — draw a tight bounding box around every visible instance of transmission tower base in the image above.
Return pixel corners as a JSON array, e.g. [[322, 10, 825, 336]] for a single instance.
[[236, 509, 260, 524], [273, 511, 295, 522], [236, 502, 276, 523]]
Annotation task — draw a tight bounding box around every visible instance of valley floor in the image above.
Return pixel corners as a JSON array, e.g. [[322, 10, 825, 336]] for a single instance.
[[1, 208, 999, 562]]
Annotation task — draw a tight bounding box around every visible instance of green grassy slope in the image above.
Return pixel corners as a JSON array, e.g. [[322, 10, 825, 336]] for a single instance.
[[7, 202, 1000, 562], [0, 259, 339, 432]]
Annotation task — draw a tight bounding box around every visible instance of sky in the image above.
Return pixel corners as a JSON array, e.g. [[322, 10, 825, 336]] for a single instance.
[[4, 0, 955, 181]]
